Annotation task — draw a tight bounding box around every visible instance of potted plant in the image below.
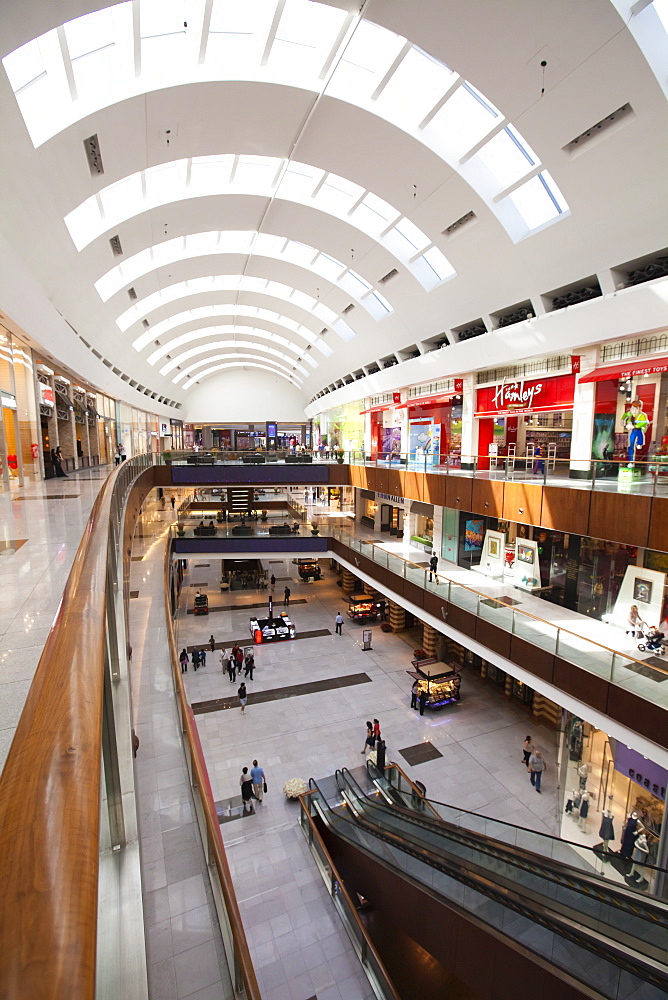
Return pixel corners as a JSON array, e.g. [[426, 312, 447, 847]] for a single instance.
[[335, 450, 345, 464], [413, 648, 428, 661], [176, 522, 185, 537], [216, 510, 224, 523], [163, 450, 172, 465], [311, 524, 319, 536], [260, 510, 268, 522], [380, 622, 392, 632], [283, 778, 308, 800]]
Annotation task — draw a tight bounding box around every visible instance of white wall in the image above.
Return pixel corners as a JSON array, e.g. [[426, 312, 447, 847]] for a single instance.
[[183, 370, 309, 423]]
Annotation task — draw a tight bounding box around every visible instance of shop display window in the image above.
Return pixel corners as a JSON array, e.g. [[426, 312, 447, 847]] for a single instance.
[[411, 513, 433, 546]]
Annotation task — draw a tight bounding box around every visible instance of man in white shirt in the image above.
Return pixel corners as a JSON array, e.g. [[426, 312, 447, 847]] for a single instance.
[[335, 612, 344, 635], [250, 760, 266, 802]]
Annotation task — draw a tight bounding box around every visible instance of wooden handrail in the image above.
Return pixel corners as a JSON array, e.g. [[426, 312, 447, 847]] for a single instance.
[[163, 537, 262, 1000], [0, 466, 119, 999]]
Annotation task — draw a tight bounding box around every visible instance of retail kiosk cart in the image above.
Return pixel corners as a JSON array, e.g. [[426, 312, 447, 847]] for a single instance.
[[193, 593, 209, 616], [346, 593, 379, 623], [408, 658, 462, 709], [249, 611, 296, 643]]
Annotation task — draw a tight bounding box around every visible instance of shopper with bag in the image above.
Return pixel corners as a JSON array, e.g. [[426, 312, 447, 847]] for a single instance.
[[250, 759, 266, 802]]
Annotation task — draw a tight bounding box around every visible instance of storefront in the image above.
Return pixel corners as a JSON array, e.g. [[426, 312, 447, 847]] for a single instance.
[[475, 373, 576, 471], [559, 714, 666, 892], [580, 355, 668, 473], [319, 402, 364, 456], [0, 327, 40, 491], [363, 396, 403, 461], [399, 389, 462, 467]]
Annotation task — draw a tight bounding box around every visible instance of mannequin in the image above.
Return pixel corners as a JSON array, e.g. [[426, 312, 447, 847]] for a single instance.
[[565, 790, 575, 814], [578, 791, 590, 831], [577, 762, 589, 790], [627, 832, 649, 883], [598, 798, 615, 853], [620, 811, 644, 860]]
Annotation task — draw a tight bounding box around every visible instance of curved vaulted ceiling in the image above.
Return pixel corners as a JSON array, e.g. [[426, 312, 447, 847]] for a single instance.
[[0, 0, 666, 413]]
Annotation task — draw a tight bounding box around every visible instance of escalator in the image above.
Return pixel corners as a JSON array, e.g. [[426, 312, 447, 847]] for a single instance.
[[304, 768, 668, 1000]]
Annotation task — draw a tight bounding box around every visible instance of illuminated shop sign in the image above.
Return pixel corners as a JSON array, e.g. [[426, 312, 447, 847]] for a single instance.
[[40, 384, 55, 406], [476, 373, 575, 417]]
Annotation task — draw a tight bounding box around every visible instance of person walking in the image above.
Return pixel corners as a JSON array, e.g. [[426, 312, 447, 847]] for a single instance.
[[115, 444, 121, 467], [179, 648, 189, 673], [234, 644, 244, 676], [244, 651, 255, 679], [209, 635, 215, 652], [54, 446, 68, 477], [120, 443, 127, 462], [227, 654, 236, 683], [522, 735, 535, 771], [219, 647, 227, 671], [250, 759, 265, 802], [418, 687, 428, 716], [199, 647, 206, 668], [627, 604, 645, 639], [192, 649, 200, 671], [239, 767, 255, 814], [171, 496, 176, 511], [373, 719, 381, 743], [429, 553, 438, 582], [238, 681, 248, 714], [361, 721, 375, 754], [410, 680, 419, 710], [270, 574, 276, 589], [533, 444, 545, 476], [284, 586, 291, 607], [335, 611, 344, 635], [529, 749, 547, 793]]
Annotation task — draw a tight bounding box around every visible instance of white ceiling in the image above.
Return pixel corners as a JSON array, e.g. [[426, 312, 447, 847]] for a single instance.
[[0, 0, 666, 420]]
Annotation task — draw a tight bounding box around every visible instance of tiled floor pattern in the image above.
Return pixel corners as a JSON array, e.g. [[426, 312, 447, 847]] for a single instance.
[[192, 672, 372, 715], [177, 557, 560, 999], [0, 467, 115, 776]]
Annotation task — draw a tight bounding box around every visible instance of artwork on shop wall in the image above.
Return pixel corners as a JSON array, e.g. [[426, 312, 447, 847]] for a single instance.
[[633, 578, 653, 604], [464, 519, 484, 551], [382, 426, 401, 459], [488, 538, 500, 558], [592, 413, 615, 461], [409, 419, 440, 465], [517, 543, 534, 564]]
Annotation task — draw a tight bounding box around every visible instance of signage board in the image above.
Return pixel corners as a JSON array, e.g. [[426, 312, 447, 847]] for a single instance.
[[40, 384, 55, 407], [377, 492, 405, 504], [476, 373, 575, 416], [1, 391, 17, 410], [362, 629, 373, 651]]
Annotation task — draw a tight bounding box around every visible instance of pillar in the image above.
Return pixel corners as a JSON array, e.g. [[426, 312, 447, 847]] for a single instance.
[[422, 623, 439, 658], [569, 347, 598, 478], [341, 568, 356, 594], [388, 600, 406, 632], [504, 674, 513, 698], [532, 693, 562, 729], [459, 376, 477, 470]]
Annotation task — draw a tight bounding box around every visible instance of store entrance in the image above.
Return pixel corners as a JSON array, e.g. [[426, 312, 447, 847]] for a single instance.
[[41, 417, 54, 478]]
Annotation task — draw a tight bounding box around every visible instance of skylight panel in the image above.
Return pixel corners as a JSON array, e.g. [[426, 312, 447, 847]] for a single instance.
[[506, 171, 568, 232], [311, 253, 347, 282], [145, 160, 188, 202], [332, 318, 356, 342], [3, 37, 46, 92], [350, 192, 400, 235], [410, 248, 456, 290], [363, 291, 392, 320], [340, 271, 372, 297], [233, 155, 281, 192], [475, 126, 536, 190], [386, 218, 430, 257], [281, 240, 318, 267], [656, 0, 668, 32], [140, 0, 202, 75], [206, 0, 275, 68], [267, 0, 348, 77], [315, 337, 333, 357], [374, 45, 456, 124], [318, 174, 365, 216], [217, 230, 255, 252], [64, 198, 103, 252], [64, 6, 115, 59], [101, 171, 143, 222], [279, 162, 324, 201], [189, 154, 234, 193], [330, 20, 405, 98], [424, 82, 501, 159]]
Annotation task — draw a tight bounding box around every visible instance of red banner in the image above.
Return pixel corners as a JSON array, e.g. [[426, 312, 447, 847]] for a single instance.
[[476, 373, 575, 416], [454, 378, 464, 393], [571, 355, 581, 374], [393, 392, 401, 404]]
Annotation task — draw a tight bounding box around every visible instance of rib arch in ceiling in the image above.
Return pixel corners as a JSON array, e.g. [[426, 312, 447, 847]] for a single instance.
[[117, 277, 349, 351], [94, 231, 393, 327], [156, 336, 308, 379], [181, 360, 302, 392], [2, 0, 568, 242], [148, 326, 316, 372], [173, 352, 305, 386], [65, 155, 454, 291], [134, 305, 326, 357]]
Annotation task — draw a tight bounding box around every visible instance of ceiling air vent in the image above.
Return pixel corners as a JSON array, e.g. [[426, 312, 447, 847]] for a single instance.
[[112, 367, 121, 375], [109, 235, 123, 256], [79, 337, 90, 348], [444, 210, 476, 236], [549, 278, 602, 311], [622, 251, 668, 288], [564, 103, 633, 154], [379, 268, 398, 284], [495, 301, 534, 329], [320, 328, 327, 336], [342, 303, 355, 314], [127, 287, 138, 300], [83, 134, 104, 175], [142, 319, 150, 328], [306, 345, 312, 351], [102, 358, 112, 368], [453, 319, 487, 342], [92, 349, 102, 359], [121, 374, 130, 382]]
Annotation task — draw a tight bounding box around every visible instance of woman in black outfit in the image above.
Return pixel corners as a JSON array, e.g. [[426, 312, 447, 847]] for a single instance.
[[240, 767, 255, 814]]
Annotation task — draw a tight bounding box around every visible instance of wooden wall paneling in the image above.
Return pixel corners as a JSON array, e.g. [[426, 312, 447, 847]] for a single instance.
[[648, 496, 668, 552], [445, 603, 477, 639], [326, 464, 351, 485], [502, 481, 543, 527], [540, 485, 590, 535], [401, 578, 425, 610], [374, 468, 388, 494], [400, 469, 424, 502], [552, 658, 609, 713], [471, 479, 504, 518], [444, 475, 473, 512], [475, 619, 512, 659], [508, 636, 555, 683], [348, 465, 365, 489], [423, 473, 446, 508], [605, 686, 668, 752], [423, 591, 450, 624], [588, 492, 651, 548], [385, 468, 403, 498]]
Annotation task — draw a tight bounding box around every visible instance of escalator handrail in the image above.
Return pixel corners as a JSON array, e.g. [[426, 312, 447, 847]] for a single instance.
[[324, 776, 668, 992], [342, 767, 668, 928], [382, 760, 668, 879]]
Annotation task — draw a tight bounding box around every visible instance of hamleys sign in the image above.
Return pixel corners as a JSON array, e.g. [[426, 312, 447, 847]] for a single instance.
[[476, 373, 575, 417]]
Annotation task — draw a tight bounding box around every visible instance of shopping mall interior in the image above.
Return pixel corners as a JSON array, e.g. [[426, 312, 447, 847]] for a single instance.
[[1, 1, 668, 998]]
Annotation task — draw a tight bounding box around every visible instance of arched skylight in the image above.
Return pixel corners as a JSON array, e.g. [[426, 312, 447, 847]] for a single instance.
[[181, 359, 302, 391], [173, 352, 304, 385], [2, 0, 568, 241], [94, 231, 393, 329], [134, 304, 324, 361], [65, 154, 454, 291], [148, 327, 316, 372], [117, 276, 347, 349], [156, 338, 308, 379]]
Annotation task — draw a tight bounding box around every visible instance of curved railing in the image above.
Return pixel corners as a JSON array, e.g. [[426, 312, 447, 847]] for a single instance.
[[0, 455, 260, 1000]]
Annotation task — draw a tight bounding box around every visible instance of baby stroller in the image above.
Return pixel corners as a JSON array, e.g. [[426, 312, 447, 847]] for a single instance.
[[637, 624, 665, 654]]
